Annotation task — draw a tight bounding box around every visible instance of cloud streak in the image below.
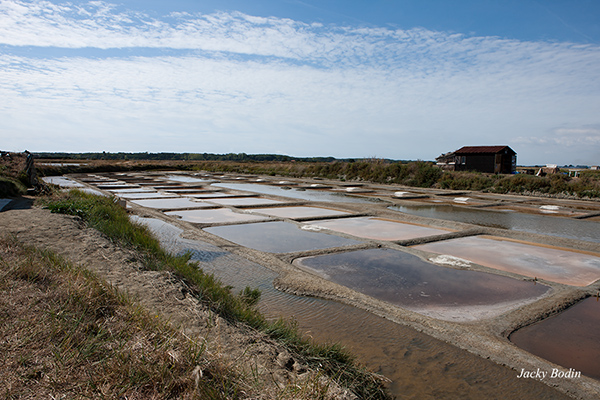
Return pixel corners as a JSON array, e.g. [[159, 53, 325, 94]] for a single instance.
[[3, 0, 598, 70], [1, 0, 599, 164]]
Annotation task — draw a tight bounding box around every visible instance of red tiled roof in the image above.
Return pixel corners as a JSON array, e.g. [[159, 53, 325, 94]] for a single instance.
[[455, 146, 515, 154]]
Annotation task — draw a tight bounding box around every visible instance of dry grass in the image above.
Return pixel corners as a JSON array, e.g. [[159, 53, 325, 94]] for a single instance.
[[0, 234, 375, 400], [0, 153, 28, 178], [0, 153, 29, 196], [0, 235, 239, 399]]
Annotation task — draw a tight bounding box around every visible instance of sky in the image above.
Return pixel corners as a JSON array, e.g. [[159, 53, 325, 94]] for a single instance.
[[1, 1, 599, 165]]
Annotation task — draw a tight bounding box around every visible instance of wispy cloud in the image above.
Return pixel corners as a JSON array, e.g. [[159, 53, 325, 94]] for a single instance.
[[0, 1, 599, 164], [2, 0, 598, 69], [516, 127, 600, 146]]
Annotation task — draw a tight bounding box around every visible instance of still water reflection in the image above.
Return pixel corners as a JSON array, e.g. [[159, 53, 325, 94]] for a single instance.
[[129, 197, 211, 209], [42, 176, 85, 188], [166, 208, 266, 224], [305, 216, 451, 241], [165, 175, 214, 183], [510, 296, 600, 381], [295, 248, 549, 321], [205, 221, 362, 253], [390, 204, 600, 243], [250, 206, 350, 219], [415, 236, 600, 286]]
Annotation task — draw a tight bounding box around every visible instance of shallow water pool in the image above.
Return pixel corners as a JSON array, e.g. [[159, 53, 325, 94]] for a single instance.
[[134, 216, 568, 399], [42, 176, 85, 188], [129, 197, 212, 209], [115, 191, 179, 199], [305, 216, 452, 241], [166, 208, 267, 224], [205, 197, 287, 207], [294, 248, 549, 321], [390, 204, 600, 243], [415, 236, 600, 286], [205, 221, 362, 253], [250, 206, 351, 219], [510, 296, 600, 381], [213, 183, 382, 203], [165, 175, 214, 184]]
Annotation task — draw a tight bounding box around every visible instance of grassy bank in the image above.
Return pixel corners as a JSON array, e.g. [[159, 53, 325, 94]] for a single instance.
[[37, 158, 600, 199], [191, 160, 600, 198], [0, 235, 238, 399], [41, 189, 389, 399]]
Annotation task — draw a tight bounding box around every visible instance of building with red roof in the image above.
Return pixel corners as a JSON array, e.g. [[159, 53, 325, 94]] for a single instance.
[[436, 146, 516, 174]]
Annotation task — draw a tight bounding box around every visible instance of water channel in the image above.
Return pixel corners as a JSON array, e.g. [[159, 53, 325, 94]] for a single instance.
[[390, 204, 600, 243]]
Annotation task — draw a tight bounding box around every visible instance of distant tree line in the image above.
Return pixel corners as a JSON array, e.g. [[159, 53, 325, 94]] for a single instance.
[[33, 152, 343, 163]]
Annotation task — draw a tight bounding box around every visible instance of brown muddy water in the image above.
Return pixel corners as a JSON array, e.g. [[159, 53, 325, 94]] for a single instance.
[[133, 216, 567, 399], [510, 296, 600, 381], [294, 248, 549, 322]]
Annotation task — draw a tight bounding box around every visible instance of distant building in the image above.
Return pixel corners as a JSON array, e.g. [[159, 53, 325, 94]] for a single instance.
[[436, 146, 517, 174]]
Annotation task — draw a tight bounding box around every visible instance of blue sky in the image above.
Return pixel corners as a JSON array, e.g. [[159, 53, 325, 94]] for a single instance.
[[1, 1, 599, 165]]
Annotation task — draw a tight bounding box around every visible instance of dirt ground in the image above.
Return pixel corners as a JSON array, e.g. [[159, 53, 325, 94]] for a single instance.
[[0, 197, 358, 399]]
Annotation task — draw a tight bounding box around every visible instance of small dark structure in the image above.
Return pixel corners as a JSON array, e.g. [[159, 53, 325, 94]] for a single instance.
[[436, 146, 516, 174]]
